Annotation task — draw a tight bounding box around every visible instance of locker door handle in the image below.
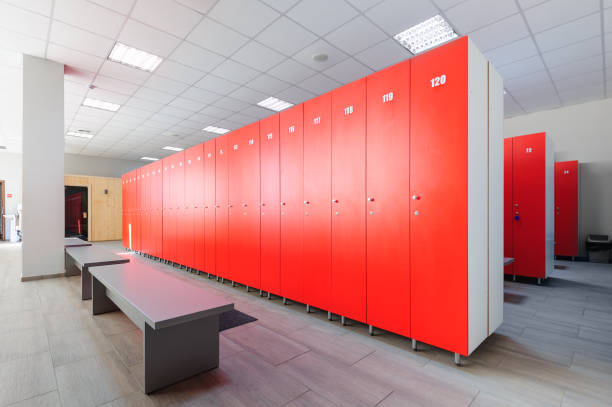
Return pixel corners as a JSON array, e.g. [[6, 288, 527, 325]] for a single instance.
[[367, 197, 374, 202], [228, 204, 233, 208], [411, 195, 420, 200], [304, 201, 310, 204], [281, 202, 286, 206], [242, 203, 247, 207], [261, 203, 266, 207], [332, 199, 338, 203]]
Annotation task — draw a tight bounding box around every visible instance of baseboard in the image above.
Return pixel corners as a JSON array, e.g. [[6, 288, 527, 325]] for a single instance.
[[21, 272, 66, 282]]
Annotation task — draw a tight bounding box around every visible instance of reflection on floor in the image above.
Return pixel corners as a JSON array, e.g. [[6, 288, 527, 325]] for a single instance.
[[1, 240, 612, 406]]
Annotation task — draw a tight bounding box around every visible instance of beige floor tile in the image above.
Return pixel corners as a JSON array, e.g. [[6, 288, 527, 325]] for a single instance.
[[284, 390, 337, 407], [219, 335, 244, 360], [98, 392, 156, 407], [0, 352, 56, 407], [48, 326, 114, 367], [93, 311, 139, 336], [0, 327, 49, 364], [43, 310, 97, 337], [0, 310, 45, 334], [561, 390, 612, 407], [6, 391, 61, 407], [108, 329, 143, 367]]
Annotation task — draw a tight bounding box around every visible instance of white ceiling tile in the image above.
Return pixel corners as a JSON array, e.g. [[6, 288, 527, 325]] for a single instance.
[[346, 0, 384, 11], [155, 60, 206, 85], [132, 87, 176, 104], [431, 0, 465, 9], [298, 73, 341, 94], [208, 0, 279, 37], [288, 0, 358, 36], [111, 113, 145, 126], [292, 40, 349, 71], [168, 97, 206, 112], [605, 0, 612, 7], [535, 14, 601, 52], [119, 105, 153, 119], [241, 105, 274, 119], [605, 8, 612, 32], [124, 96, 164, 112], [195, 74, 241, 94], [275, 86, 315, 104], [228, 86, 268, 104], [323, 58, 373, 84], [181, 86, 222, 104], [169, 42, 225, 72], [255, 16, 318, 56], [231, 41, 286, 72], [497, 55, 546, 80], [144, 75, 190, 95], [524, 0, 600, 33], [200, 105, 234, 119], [503, 94, 525, 117], [227, 112, 257, 125], [246, 74, 291, 94], [54, 0, 125, 38], [354, 38, 410, 71], [118, 18, 182, 57], [268, 58, 316, 83], [548, 54, 604, 81], [88, 0, 136, 15], [50, 21, 115, 58], [211, 59, 260, 85], [512, 82, 561, 112], [446, 0, 518, 34], [555, 70, 603, 92], [542, 36, 602, 68], [485, 37, 539, 68], [0, 2, 49, 39], [157, 106, 193, 119], [325, 16, 387, 55], [174, 0, 217, 14], [558, 82, 604, 105], [46, 44, 104, 73], [177, 119, 208, 130], [606, 33, 612, 52], [504, 70, 551, 93], [189, 112, 218, 124], [468, 14, 530, 52], [93, 75, 139, 95], [365, 0, 438, 36], [99, 60, 151, 84], [87, 87, 130, 104], [0, 27, 47, 58], [213, 119, 242, 130], [4, 0, 53, 16], [211, 96, 250, 112], [187, 17, 249, 57], [517, 0, 548, 9], [65, 80, 89, 98], [131, 0, 202, 38]]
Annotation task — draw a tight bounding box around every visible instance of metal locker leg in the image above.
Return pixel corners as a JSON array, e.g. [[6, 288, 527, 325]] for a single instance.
[[267, 292, 271, 300], [327, 311, 332, 320], [221, 278, 224, 284], [259, 290, 263, 297], [246, 286, 249, 292], [282, 297, 287, 305], [368, 325, 373, 336], [513, 274, 516, 281], [341, 316, 346, 326], [454, 353, 461, 366], [411, 339, 418, 351], [306, 304, 310, 313], [537, 278, 541, 285], [231, 281, 236, 287]]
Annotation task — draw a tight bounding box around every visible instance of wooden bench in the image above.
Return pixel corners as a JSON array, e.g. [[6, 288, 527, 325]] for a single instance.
[[64, 237, 92, 247], [90, 262, 234, 394], [65, 245, 129, 300]]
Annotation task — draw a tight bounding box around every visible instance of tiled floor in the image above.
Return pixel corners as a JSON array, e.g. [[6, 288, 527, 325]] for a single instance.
[[1, 241, 612, 406]]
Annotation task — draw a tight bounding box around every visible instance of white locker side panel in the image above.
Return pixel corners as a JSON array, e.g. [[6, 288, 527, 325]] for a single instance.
[[545, 136, 555, 277]]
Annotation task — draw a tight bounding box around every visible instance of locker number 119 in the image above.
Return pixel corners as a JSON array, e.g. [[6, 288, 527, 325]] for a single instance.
[[431, 74, 447, 87], [382, 92, 394, 103]]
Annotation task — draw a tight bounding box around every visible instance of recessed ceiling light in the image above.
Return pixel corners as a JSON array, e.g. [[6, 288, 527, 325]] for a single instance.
[[108, 42, 163, 72], [66, 131, 94, 139], [162, 146, 184, 152], [141, 157, 159, 161], [82, 97, 120, 112], [202, 126, 231, 135], [257, 96, 293, 112], [393, 15, 458, 55]]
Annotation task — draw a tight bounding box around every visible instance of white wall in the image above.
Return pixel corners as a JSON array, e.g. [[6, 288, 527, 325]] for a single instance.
[[0, 152, 22, 216], [505, 98, 612, 257], [65, 153, 141, 177]]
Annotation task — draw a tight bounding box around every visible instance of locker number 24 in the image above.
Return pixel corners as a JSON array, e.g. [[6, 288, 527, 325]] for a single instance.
[[431, 74, 447, 87]]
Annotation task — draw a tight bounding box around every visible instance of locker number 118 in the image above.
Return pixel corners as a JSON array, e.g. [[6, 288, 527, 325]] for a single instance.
[[431, 74, 447, 87]]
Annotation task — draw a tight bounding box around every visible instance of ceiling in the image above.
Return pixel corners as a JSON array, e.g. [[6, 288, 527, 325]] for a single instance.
[[0, 0, 610, 160]]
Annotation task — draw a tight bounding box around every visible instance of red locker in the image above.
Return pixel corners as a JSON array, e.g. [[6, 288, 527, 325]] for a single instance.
[[184, 146, 203, 269], [331, 79, 367, 322], [260, 114, 281, 296], [554, 160, 578, 257], [504, 138, 514, 274], [280, 104, 304, 302], [366, 60, 411, 337], [162, 156, 176, 262], [133, 169, 141, 252], [204, 140, 216, 275], [215, 135, 230, 280], [122, 174, 128, 248], [151, 161, 163, 258], [303, 93, 332, 311]]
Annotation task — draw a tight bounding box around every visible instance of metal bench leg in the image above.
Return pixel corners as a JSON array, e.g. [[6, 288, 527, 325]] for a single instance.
[[91, 276, 119, 315], [82, 266, 92, 300]]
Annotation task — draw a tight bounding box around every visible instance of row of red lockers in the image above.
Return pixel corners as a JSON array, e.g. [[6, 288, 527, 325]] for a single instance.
[[122, 37, 480, 356]]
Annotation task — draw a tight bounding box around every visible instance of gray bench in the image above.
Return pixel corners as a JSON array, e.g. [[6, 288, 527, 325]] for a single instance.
[[90, 262, 234, 394], [65, 245, 129, 300], [64, 237, 92, 247]]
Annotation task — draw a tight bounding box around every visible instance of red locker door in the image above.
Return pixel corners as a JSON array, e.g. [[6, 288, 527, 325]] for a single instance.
[[366, 60, 411, 337], [331, 79, 367, 322], [204, 140, 216, 275], [260, 114, 281, 295], [228, 128, 243, 283], [410, 37, 469, 355], [134, 169, 141, 252], [162, 157, 175, 262], [122, 175, 128, 248], [555, 160, 578, 257], [175, 152, 186, 265], [504, 138, 514, 274], [303, 93, 332, 311], [280, 105, 304, 302], [192, 145, 206, 270], [513, 133, 547, 278], [216, 135, 230, 279], [185, 146, 202, 269], [152, 161, 163, 258]]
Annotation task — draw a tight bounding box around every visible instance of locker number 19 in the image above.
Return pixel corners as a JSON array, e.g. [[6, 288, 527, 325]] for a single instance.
[[431, 74, 447, 87]]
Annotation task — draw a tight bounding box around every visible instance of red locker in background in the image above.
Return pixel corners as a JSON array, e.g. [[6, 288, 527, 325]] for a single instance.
[[554, 160, 578, 257], [504, 138, 514, 274], [142, 165, 152, 255], [303, 93, 332, 311], [331, 79, 367, 322], [280, 104, 304, 302], [174, 152, 186, 265], [260, 114, 281, 296], [133, 169, 142, 252], [204, 140, 216, 275], [162, 157, 176, 262], [151, 161, 163, 258], [366, 60, 411, 337], [185, 145, 204, 269], [122, 175, 128, 248], [216, 135, 230, 280]]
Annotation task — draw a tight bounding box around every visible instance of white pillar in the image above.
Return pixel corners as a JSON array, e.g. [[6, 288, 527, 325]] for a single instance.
[[21, 55, 64, 280]]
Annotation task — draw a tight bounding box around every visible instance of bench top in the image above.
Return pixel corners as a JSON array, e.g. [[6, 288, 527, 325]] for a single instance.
[[64, 237, 92, 247], [65, 245, 129, 269], [91, 262, 234, 330]]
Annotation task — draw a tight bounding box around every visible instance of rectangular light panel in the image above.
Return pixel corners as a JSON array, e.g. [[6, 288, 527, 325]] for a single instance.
[[108, 42, 163, 72], [66, 131, 93, 139], [141, 157, 159, 161], [82, 97, 120, 112], [257, 96, 293, 112], [162, 146, 184, 151], [202, 125, 231, 135], [394, 15, 458, 55]]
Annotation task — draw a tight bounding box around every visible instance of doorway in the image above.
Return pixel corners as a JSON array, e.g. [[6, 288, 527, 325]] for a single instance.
[[0, 180, 4, 240], [65, 185, 88, 240]]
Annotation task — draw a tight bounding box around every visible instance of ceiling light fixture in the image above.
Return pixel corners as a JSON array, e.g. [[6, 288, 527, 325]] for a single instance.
[[393, 15, 457, 55], [257, 96, 293, 112], [162, 146, 184, 152], [82, 97, 120, 112], [66, 131, 94, 139], [108, 42, 163, 72], [202, 125, 231, 135], [141, 157, 159, 161]]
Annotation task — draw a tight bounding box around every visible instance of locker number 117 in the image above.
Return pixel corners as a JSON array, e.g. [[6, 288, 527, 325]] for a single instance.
[[431, 74, 447, 87]]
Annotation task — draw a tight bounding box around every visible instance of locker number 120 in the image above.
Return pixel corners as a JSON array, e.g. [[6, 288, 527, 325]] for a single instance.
[[431, 74, 447, 87]]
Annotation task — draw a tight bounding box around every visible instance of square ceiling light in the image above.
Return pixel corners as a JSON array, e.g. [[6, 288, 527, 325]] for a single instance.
[[141, 157, 159, 161], [203, 126, 231, 135], [66, 131, 93, 139], [108, 42, 163, 72], [82, 97, 120, 112], [257, 96, 293, 112], [162, 146, 183, 151], [394, 15, 458, 55]]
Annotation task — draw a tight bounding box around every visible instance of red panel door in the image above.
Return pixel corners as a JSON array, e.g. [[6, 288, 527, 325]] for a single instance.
[[303, 93, 332, 311], [134, 169, 141, 252], [260, 114, 281, 295], [216, 135, 230, 279], [555, 160, 578, 257], [410, 37, 469, 355], [513, 133, 547, 278], [280, 105, 304, 302], [152, 161, 163, 258], [185, 146, 203, 269], [162, 157, 175, 262], [331, 79, 367, 322], [122, 175, 128, 248], [175, 152, 186, 265], [204, 140, 216, 275], [504, 138, 514, 274], [366, 60, 411, 337], [228, 128, 243, 283]]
